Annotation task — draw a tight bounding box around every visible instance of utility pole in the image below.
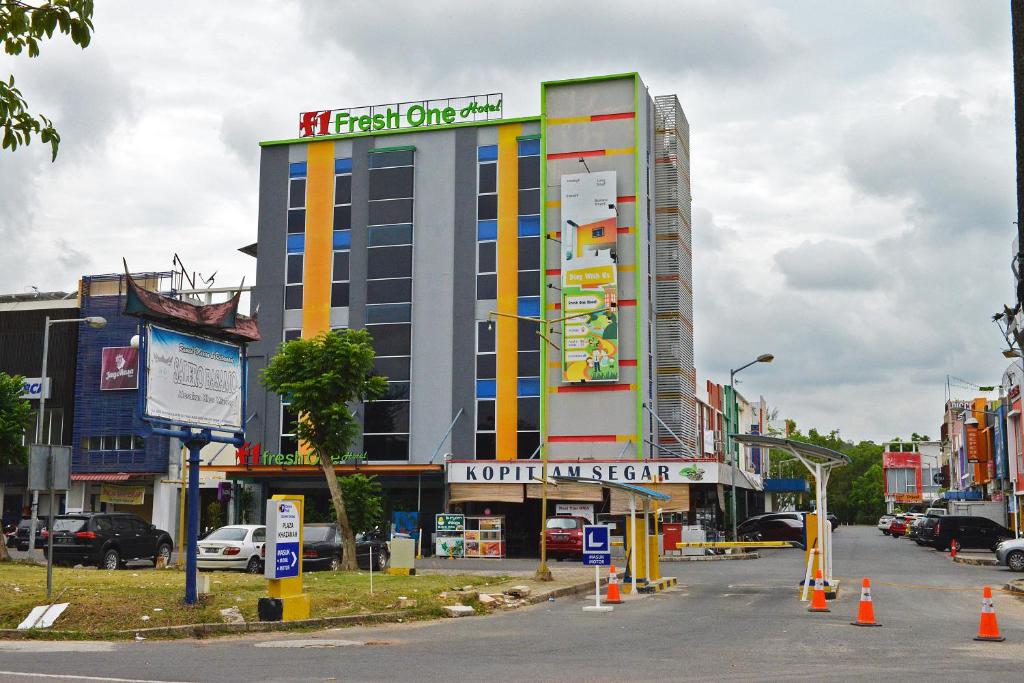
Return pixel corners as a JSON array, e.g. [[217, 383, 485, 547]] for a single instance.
[[1014, 0, 1024, 310]]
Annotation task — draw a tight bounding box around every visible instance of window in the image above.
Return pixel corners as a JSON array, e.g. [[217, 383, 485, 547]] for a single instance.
[[280, 402, 298, 455], [885, 468, 917, 493], [252, 528, 266, 543], [284, 329, 301, 342], [367, 278, 412, 304], [287, 254, 303, 284], [365, 323, 411, 357], [287, 177, 306, 235], [111, 517, 133, 534], [368, 198, 414, 225], [366, 303, 412, 324], [369, 166, 414, 200], [367, 245, 412, 279], [369, 224, 413, 246], [83, 434, 143, 451], [285, 284, 303, 310]]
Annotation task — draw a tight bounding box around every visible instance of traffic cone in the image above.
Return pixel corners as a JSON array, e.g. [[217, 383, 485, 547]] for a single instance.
[[974, 585, 1005, 642], [808, 569, 830, 613], [851, 578, 881, 627], [950, 539, 958, 559], [605, 564, 622, 604]]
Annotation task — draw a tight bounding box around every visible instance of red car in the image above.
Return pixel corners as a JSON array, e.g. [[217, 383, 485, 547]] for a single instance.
[[542, 516, 589, 560], [888, 515, 915, 537]]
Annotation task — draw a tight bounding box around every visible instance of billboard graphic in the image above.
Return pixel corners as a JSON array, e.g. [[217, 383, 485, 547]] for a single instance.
[[100, 346, 139, 390], [144, 324, 243, 430], [560, 171, 619, 383]]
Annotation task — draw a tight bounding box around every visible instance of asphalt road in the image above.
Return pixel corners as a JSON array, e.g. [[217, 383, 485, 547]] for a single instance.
[[3, 525, 1024, 682]]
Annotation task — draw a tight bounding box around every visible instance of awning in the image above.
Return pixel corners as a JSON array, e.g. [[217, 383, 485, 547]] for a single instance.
[[72, 473, 134, 482], [527, 482, 603, 502], [610, 483, 689, 513], [448, 483, 525, 504]]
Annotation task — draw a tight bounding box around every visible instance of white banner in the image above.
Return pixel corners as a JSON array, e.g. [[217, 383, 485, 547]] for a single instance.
[[449, 460, 720, 485], [144, 324, 243, 430]]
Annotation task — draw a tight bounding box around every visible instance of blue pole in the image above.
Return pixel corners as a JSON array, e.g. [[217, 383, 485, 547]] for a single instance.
[[184, 436, 203, 605]]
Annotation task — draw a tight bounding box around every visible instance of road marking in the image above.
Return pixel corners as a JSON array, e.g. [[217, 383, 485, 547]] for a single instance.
[[839, 579, 1016, 593], [0, 673, 194, 683], [253, 639, 370, 648]]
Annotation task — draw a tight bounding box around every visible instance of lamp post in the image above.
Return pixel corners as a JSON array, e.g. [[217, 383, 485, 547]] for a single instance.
[[727, 353, 773, 540], [28, 316, 107, 569]]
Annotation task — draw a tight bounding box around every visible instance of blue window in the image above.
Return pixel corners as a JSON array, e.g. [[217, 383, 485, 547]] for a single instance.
[[517, 139, 540, 156], [332, 230, 351, 249], [335, 158, 352, 174], [289, 161, 307, 178], [517, 297, 540, 317], [477, 145, 498, 162], [476, 379, 497, 399], [517, 215, 540, 237], [286, 234, 305, 254], [517, 377, 540, 397], [477, 220, 498, 241]]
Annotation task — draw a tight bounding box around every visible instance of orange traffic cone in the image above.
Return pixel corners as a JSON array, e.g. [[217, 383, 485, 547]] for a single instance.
[[950, 539, 958, 559], [808, 569, 830, 613], [974, 585, 1005, 642], [851, 578, 881, 627], [605, 565, 622, 604]]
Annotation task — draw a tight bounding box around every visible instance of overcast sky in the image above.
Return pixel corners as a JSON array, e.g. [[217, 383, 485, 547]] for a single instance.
[[0, 1, 1017, 442]]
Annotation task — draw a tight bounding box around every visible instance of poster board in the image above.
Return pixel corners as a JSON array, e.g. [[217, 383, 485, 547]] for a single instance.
[[464, 516, 505, 559], [435, 513, 465, 558]]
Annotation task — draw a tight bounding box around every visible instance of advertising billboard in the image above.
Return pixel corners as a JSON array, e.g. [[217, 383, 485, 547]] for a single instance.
[[100, 346, 139, 390], [144, 324, 243, 430], [560, 171, 619, 383]]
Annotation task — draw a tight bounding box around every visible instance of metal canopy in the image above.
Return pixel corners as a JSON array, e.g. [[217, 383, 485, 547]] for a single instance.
[[731, 434, 851, 465], [548, 476, 672, 501]]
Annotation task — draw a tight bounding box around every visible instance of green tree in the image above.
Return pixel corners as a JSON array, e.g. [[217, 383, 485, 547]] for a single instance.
[[0, 372, 34, 562], [848, 463, 885, 523], [1, 0, 95, 160], [337, 474, 384, 535], [261, 330, 387, 570]]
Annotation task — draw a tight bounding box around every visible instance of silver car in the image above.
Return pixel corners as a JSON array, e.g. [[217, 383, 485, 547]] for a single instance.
[[995, 537, 1024, 572], [877, 515, 894, 535]]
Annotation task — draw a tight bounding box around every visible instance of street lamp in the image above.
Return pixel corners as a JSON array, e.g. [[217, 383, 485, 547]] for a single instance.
[[28, 316, 107, 564], [727, 353, 774, 540]]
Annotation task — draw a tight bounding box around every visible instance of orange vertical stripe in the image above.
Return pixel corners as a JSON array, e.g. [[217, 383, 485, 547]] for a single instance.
[[496, 124, 522, 460], [302, 142, 334, 338]]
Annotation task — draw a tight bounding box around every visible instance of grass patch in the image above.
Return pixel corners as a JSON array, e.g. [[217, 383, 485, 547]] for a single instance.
[[0, 563, 508, 635]]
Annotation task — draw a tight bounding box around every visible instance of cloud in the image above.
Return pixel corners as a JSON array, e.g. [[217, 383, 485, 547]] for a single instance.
[[774, 240, 882, 291]]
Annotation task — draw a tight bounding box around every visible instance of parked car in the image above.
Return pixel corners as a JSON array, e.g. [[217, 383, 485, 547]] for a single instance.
[[301, 523, 389, 571], [543, 515, 589, 560], [44, 513, 173, 569], [737, 516, 805, 547], [888, 514, 916, 537], [197, 524, 265, 573], [907, 516, 932, 541], [15, 517, 49, 551], [878, 515, 895, 535], [914, 516, 941, 545], [995, 538, 1024, 571], [931, 516, 1013, 552]]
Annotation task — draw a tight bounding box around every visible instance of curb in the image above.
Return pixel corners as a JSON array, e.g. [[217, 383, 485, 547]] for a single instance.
[[524, 573, 618, 605], [1004, 579, 1024, 595], [953, 554, 999, 567], [660, 552, 760, 562]]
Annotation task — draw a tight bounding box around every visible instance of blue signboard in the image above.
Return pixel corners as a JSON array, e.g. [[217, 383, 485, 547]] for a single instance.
[[583, 525, 610, 554], [584, 552, 611, 566], [274, 542, 300, 578], [392, 511, 420, 540], [995, 405, 1008, 480]]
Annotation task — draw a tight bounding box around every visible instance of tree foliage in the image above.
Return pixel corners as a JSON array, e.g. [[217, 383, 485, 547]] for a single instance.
[[1, 0, 95, 160], [261, 330, 387, 570], [0, 372, 34, 467], [337, 474, 384, 535]]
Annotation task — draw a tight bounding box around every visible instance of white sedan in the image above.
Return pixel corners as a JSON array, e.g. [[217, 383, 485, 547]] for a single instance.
[[877, 515, 894, 534], [197, 525, 265, 573]]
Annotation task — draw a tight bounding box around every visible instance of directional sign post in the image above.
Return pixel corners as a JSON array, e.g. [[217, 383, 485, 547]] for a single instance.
[[582, 525, 613, 612], [261, 495, 309, 621]]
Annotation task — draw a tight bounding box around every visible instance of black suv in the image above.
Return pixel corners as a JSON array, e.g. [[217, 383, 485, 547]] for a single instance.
[[44, 513, 173, 569], [931, 515, 1013, 552], [15, 517, 50, 551]]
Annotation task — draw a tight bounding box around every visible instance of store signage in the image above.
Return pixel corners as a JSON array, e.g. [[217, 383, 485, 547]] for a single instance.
[[144, 324, 243, 431], [882, 452, 920, 469], [582, 524, 611, 566], [264, 499, 302, 580], [100, 346, 138, 390], [560, 171, 619, 383], [234, 442, 366, 467], [19, 377, 50, 400], [435, 514, 465, 533], [966, 424, 980, 462], [99, 484, 146, 506], [447, 460, 722, 485], [299, 93, 503, 137], [556, 503, 594, 523]]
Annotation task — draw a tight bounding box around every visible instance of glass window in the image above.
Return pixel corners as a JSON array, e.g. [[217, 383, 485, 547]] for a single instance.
[[132, 435, 145, 450], [333, 251, 349, 280], [365, 303, 412, 324], [518, 351, 540, 376], [282, 405, 299, 435], [367, 278, 412, 304], [333, 205, 352, 230], [331, 283, 349, 307], [476, 378, 496, 399], [368, 149, 414, 169], [335, 158, 352, 174], [285, 285, 303, 310], [364, 402, 410, 434], [368, 245, 413, 279], [477, 322, 495, 353], [286, 233, 305, 253], [479, 162, 497, 194], [102, 435, 117, 451], [478, 145, 498, 162], [518, 398, 540, 430], [476, 353, 496, 380], [369, 166, 414, 200], [518, 156, 540, 189], [369, 198, 414, 226], [111, 517, 133, 533], [287, 209, 305, 234], [280, 436, 297, 455], [518, 215, 541, 237], [517, 138, 540, 157], [333, 229, 352, 250], [518, 273, 539, 296], [289, 179, 306, 208], [205, 527, 248, 542], [381, 381, 410, 400], [478, 242, 496, 274], [518, 189, 539, 215], [117, 434, 134, 450], [518, 237, 539, 271], [518, 320, 539, 350], [335, 175, 352, 204], [287, 254, 303, 284], [476, 400, 495, 430], [366, 323, 411, 357], [363, 434, 410, 460], [369, 224, 413, 246], [374, 356, 410, 381], [475, 433, 496, 460], [252, 528, 266, 543], [477, 194, 497, 221], [477, 220, 498, 241], [517, 377, 540, 397], [517, 431, 540, 459], [289, 161, 307, 178], [477, 274, 497, 300], [284, 329, 301, 342]]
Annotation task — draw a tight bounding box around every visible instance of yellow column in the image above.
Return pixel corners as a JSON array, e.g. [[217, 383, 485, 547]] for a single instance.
[[496, 124, 521, 460], [302, 142, 335, 339]]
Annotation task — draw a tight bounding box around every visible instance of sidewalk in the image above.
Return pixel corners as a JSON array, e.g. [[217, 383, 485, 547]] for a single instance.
[[952, 551, 998, 566]]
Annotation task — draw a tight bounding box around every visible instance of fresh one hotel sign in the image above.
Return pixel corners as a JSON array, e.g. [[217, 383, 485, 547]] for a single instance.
[[299, 93, 503, 137]]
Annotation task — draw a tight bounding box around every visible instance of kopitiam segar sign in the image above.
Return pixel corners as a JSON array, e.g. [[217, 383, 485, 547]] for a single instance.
[[299, 93, 503, 137]]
